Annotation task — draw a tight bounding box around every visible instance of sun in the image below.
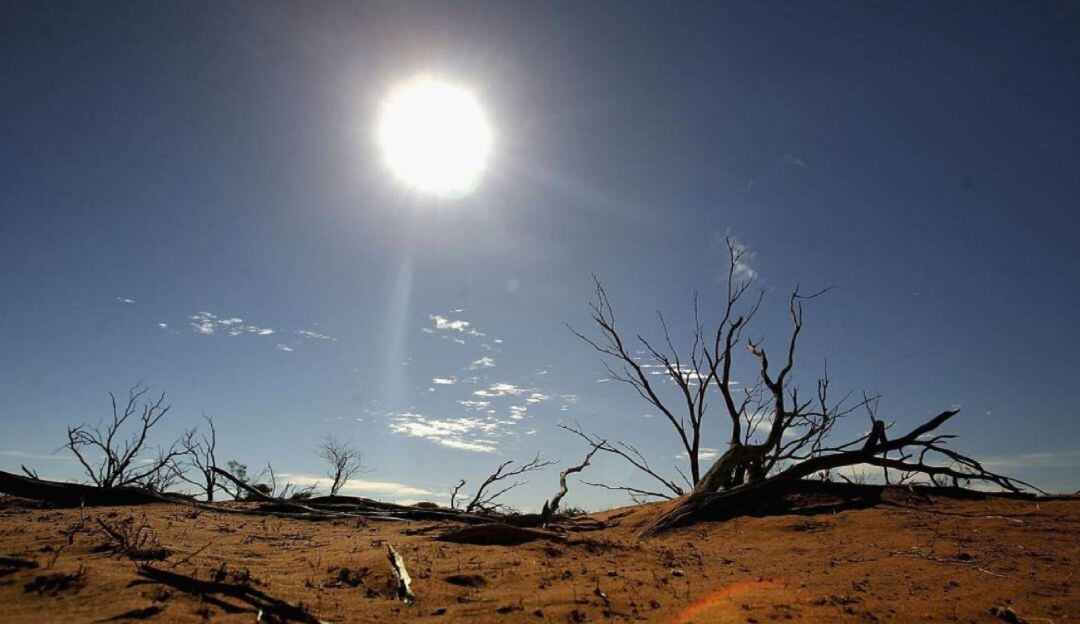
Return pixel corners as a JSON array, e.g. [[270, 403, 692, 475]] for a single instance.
[[377, 77, 493, 197]]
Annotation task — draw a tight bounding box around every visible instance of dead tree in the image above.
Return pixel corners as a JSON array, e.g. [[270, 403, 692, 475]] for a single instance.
[[315, 435, 365, 496], [541, 445, 600, 524], [572, 237, 1041, 530], [178, 415, 220, 502], [567, 240, 763, 493], [449, 479, 466, 510], [65, 383, 186, 489], [464, 454, 556, 514]]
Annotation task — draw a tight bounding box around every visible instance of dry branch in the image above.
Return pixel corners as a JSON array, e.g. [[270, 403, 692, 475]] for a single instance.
[[464, 453, 556, 514], [65, 383, 185, 489], [385, 543, 414, 604], [542, 445, 600, 525]]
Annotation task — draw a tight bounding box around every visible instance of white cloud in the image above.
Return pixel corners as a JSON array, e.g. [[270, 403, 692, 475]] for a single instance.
[[458, 400, 490, 411], [730, 238, 757, 281], [275, 344, 294, 352], [157, 323, 168, 329], [297, 329, 336, 342], [473, 382, 524, 398], [470, 356, 495, 369], [277, 473, 438, 499], [388, 412, 499, 453], [436, 438, 498, 453], [0, 450, 72, 462], [430, 315, 470, 332], [187, 311, 277, 338], [432, 377, 457, 385], [981, 449, 1080, 470], [781, 153, 808, 169], [676, 448, 719, 461], [116, 297, 136, 304]]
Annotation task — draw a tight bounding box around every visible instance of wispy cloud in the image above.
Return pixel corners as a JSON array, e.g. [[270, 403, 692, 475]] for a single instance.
[[0, 450, 73, 462], [116, 297, 136, 304], [432, 377, 457, 385], [275, 344, 294, 352], [781, 153, 808, 169], [981, 449, 1080, 470], [676, 448, 719, 461], [423, 312, 490, 347], [472, 382, 524, 398], [189, 311, 276, 337], [296, 329, 336, 342], [276, 473, 439, 499], [713, 232, 757, 282], [388, 412, 501, 453], [431, 315, 471, 332], [470, 356, 496, 369]]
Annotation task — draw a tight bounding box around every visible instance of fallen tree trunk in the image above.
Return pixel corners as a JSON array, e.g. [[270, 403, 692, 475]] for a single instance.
[[210, 467, 276, 502], [0, 469, 171, 507]]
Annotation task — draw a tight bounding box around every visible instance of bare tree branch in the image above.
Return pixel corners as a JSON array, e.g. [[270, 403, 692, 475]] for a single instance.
[[316, 435, 366, 496], [64, 383, 185, 489], [464, 453, 556, 514]]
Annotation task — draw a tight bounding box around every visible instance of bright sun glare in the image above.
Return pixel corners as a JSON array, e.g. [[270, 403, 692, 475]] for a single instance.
[[378, 77, 493, 197]]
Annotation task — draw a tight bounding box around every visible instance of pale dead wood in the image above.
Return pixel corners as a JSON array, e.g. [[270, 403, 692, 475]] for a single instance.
[[385, 543, 414, 604], [542, 445, 601, 525]]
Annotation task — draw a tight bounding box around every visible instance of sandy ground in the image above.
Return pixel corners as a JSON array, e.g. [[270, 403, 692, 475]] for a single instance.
[[0, 492, 1075, 623]]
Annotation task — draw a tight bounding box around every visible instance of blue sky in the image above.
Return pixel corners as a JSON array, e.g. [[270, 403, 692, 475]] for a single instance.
[[2, 1, 1078, 507]]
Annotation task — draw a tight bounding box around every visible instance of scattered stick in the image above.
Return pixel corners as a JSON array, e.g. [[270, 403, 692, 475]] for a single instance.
[[385, 543, 414, 605], [168, 541, 213, 568]]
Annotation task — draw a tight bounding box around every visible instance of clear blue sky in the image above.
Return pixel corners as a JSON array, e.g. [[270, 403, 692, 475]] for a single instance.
[[2, 1, 1078, 507]]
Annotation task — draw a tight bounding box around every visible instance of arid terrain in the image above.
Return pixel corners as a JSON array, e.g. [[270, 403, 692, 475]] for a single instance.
[[0, 491, 1076, 623]]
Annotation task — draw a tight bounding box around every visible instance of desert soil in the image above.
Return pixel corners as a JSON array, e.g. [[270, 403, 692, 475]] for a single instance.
[[0, 492, 1076, 623]]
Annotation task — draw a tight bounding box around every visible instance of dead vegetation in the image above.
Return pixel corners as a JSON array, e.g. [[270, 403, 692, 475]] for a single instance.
[[567, 237, 1043, 535], [93, 515, 171, 561]]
